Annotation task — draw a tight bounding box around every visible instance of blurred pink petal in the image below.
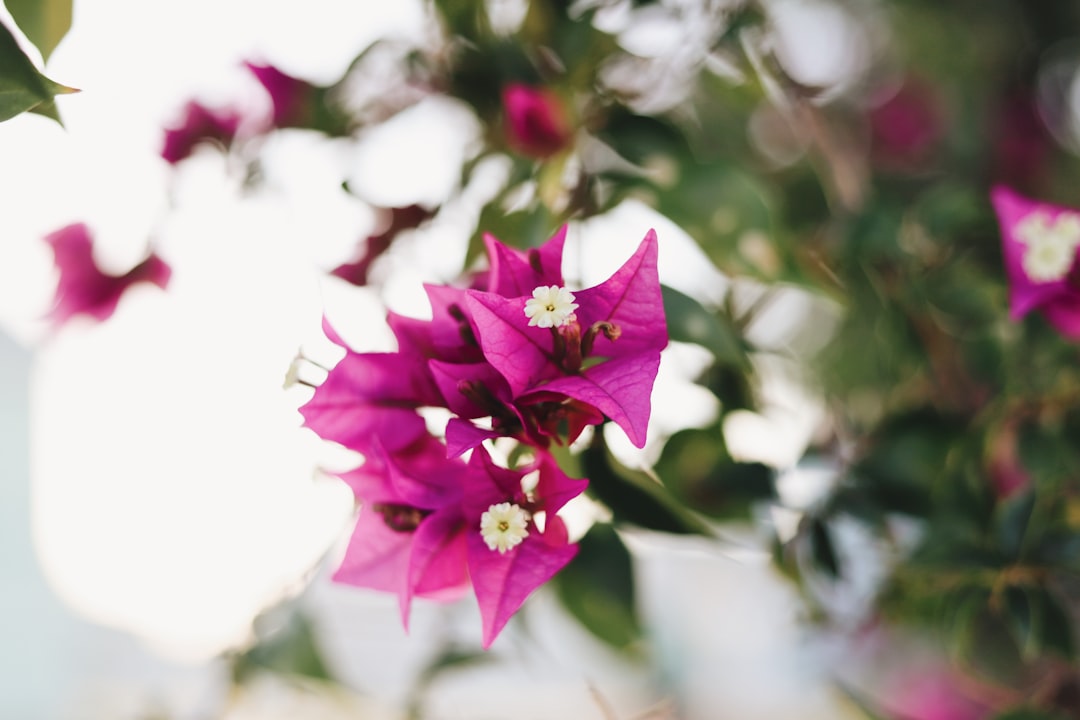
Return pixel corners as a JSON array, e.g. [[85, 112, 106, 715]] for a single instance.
[[45, 223, 170, 327]]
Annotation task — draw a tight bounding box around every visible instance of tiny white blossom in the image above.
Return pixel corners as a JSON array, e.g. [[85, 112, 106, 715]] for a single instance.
[[523, 285, 578, 328], [480, 502, 530, 553], [1015, 211, 1080, 248], [1022, 235, 1075, 282]]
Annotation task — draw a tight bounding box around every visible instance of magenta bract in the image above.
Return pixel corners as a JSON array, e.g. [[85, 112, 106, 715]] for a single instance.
[[990, 185, 1080, 338], [501, 83, 573, 159], [160, 101, 242, 164], [45, 223, 171, 327]]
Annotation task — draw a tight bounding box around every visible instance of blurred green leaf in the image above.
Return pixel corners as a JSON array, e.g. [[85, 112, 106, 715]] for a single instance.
[[552, 523, 641, 649], [661, 285, 749, 369], [654, 424, 774, 520], [0, 18, 75, 123], [853, 409, 961, 517], [808, 516, 840, 578], [993, 709, 1074, 720], [581, 432, 713, 536], [5, 0, 71, 61], [232, 609, 333, 684], [996, 490, 1036, 560]]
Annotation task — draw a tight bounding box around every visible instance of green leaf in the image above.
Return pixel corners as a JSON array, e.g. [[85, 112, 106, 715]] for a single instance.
[[552, 523, 641, 649], [654, 424, 774, 521], [993, 709, 1074, 720], [995, 490, 1036, 560], [808, 516, 840, 578], [231, 608, 334, 684], [581, 432, 713, 536], [5, 0, 72, 61], [661, 284, 749, 369], [0, 18, 75, 123]]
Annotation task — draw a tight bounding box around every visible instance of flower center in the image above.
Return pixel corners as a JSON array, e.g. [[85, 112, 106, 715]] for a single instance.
[[1015, 211, 1080, 283], [479, 502, 530, 553], [524, 285, 578, 328]]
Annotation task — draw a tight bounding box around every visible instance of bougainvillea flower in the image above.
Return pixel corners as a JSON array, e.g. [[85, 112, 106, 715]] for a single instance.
[[990, 186, 1080, 338], [502, 83, 573, 159], [298, 317, 444, 454], [244, 61, 316, 129], [331, 435, 470, 626], [868, 77, 943, 172], [160, 100, 243, 164], [461, 445, 586, 648], [482, 225, 567, 296], [44, 223, 171, 327], [464, 229, 667, 447]]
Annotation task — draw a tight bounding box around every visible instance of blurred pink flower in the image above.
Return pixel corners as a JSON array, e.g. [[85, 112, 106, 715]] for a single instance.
[[244, 61, 316, 129], [160, 100, 242, 164], [990, 185, 1080, 338], [45, 223, 171, 327], [869, 78, 944, 172], [881, 671, 989, 720], [502, 83, 573, 159], [991, 86, 1051, 191]]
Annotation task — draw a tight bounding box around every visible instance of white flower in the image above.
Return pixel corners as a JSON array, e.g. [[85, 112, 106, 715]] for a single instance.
[[523, 285, 578, 328], [1022, 236, 1075, 282], [480, 502, 530, 553], [1015, 211, 1080, 283], [1015, 211, 1080, 248]]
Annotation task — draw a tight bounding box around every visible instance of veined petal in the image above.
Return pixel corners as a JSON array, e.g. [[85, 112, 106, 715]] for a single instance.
[[331, 508, 414, 595], [445, 418, 501, 458], [402, 508, 469, 628], [484, 225, 567, 298], [528, 451, 589, 516], [573, 229, 668, 357], [466, 530, 578, 648], [531, 352, 661, 448], [299, 351, 437, 453], [465, 291, 559, 395]]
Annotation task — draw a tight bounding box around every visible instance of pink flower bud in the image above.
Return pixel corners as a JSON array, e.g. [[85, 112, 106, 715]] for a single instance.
[[502, 83, 572, 158]]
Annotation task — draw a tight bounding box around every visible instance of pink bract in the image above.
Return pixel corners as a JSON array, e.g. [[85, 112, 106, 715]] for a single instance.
[[160, 101, 242, 164], [502, 83, 573, 159], [465, 229, 667, 447], [462, 446, 586, 648], [990, 185, 1080, 338], [45, 223, 171, 327]]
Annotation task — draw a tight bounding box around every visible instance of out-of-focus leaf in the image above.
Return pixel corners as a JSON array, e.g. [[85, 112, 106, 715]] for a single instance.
[[1002, 585, 1040, 661], [654, 425, 774, 520], [0, 19, 75, 123], [661, 285, 749, 369], [232, 609, 333, 684], [993, 709, 1074, 720], [552, 523, 641, 649], [808, 516, 840, 578], [582, 433, 713, 536], [5, 0, 72, 61], [1034, 588, 1076, 661], [995, 490, 1036, 560], [853, 408, 962, 517]]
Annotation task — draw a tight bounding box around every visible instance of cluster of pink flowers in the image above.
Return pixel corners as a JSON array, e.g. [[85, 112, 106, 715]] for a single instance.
[[301, 226, 668, 647]]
